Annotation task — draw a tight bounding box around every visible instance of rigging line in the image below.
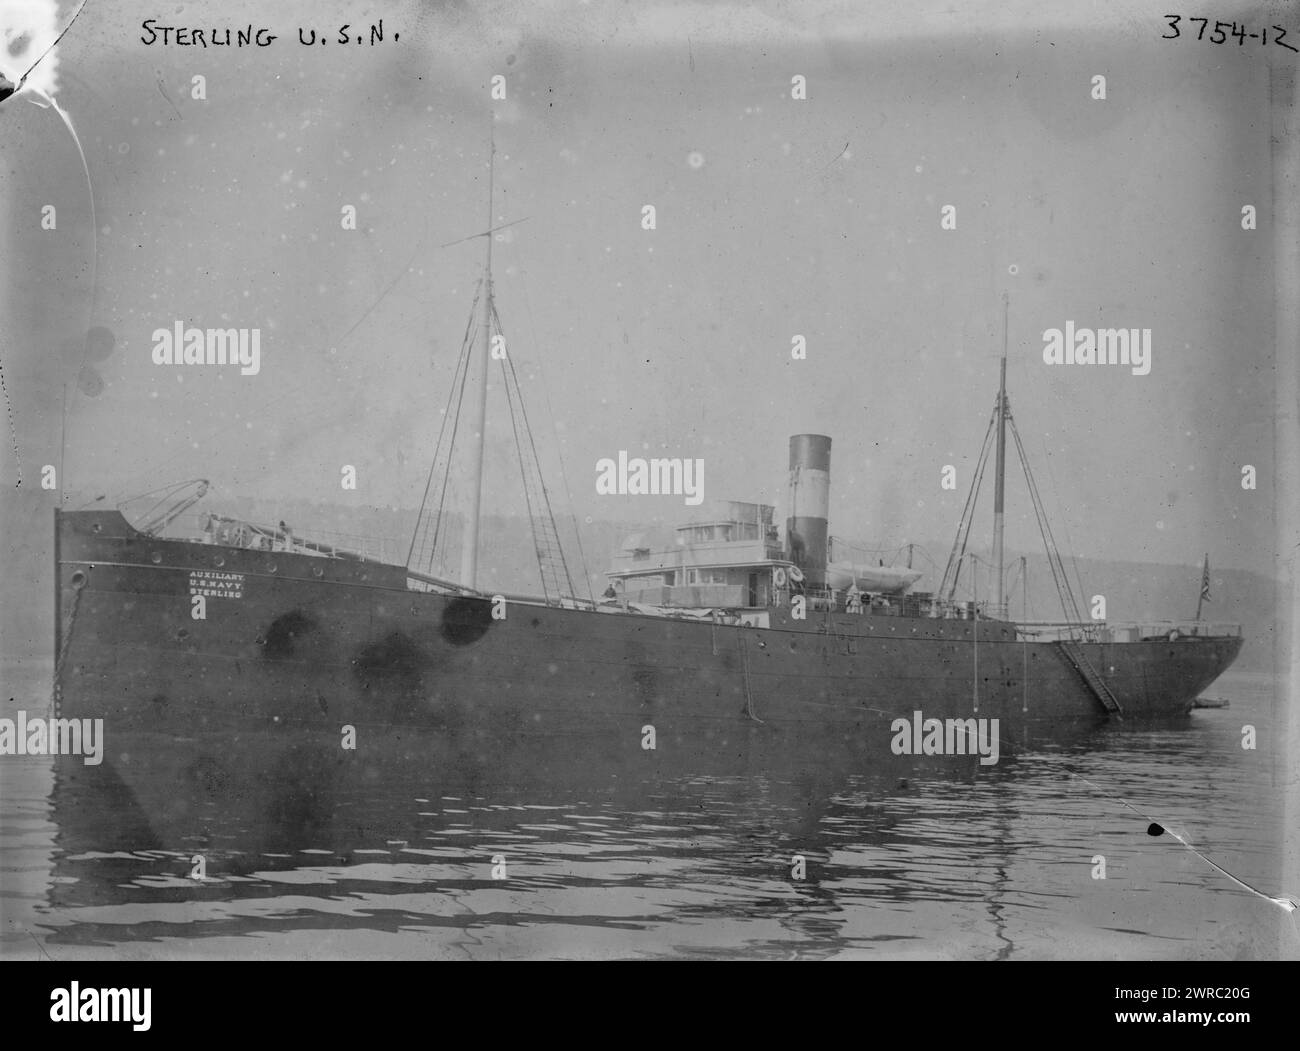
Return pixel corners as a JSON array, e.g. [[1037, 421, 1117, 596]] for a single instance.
[[953, 406, 998, 581], [830, 538, 908, 562], [1021, 629, 1028, 712], [426, 311, 479, 575], [492, 299, 578, 598], [1019, 361, 1092, 620], [412, 285, 481, 575], [908, 544, 939, 570], [1035, 427, 1091, 620], [1013, 425, 1069, 618], [496, 328, 548, 599], [339, 225, 432, 343], [510, 233, 595, 603], [1061, 767, 1299, 918], [437, 216, 531, 249], [111, 354, 384, 501], [424, 322, 476, 574], [408, 279, 482, 565], [1018, 424, 1083, 621], [1010, 416, 1083, 625], [963, 443, 997, 603], [115, 476, 205, 507], [13, 0, 90, 88], [117, 477, 207, 526], [943, 406, 998, 603], [488, 308, 539, 578], [32, 88, 97, 508], [410, 327, 471, 567], [940, 412, 992, 599], [116, 228, 426, 499], [115, 228, 429, 499]]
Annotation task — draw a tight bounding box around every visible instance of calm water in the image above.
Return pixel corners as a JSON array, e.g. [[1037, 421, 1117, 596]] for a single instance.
[[1, 658, 1292, 960]]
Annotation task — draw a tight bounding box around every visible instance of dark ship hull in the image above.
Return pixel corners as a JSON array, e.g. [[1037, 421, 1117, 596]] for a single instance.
[[53, 508, 1243, 856]]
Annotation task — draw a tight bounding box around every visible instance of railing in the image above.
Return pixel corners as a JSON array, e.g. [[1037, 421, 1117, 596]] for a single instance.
[[772, 584, 905, 614], [286, 528, 397, 563], [143, 510, 398, 564], [1107, 620, 1243, 639], [608, 540, 787, 573], [1016, 620, 1242, 641]]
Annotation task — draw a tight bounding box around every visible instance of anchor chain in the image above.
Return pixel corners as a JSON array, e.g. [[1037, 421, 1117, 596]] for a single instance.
[[736, 629, 765, 724], [51, 575, 85, 719]]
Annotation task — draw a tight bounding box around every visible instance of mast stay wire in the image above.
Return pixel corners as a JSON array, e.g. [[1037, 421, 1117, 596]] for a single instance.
[[939, 401, 998, 604], [408, 281, 482, 576], [1008, 413, 1086, 627], [509, 232, 596, 605], [1013, 356, 1096, 624], [490, 297, 580, 603]]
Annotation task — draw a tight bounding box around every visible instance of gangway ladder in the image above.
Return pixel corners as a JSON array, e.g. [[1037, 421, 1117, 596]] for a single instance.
[[534, 504, 576, 605], [736, 630, 764, 723], [1054, 639, 1124, 718]]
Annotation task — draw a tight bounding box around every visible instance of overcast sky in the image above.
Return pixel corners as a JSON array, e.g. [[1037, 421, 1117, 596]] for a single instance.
[[1, 0, 1288, 588]]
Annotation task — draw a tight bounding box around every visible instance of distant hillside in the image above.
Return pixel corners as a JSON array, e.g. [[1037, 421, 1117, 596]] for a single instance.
[[220, 498, 1286, 674], [834, 536, 1285, 674]]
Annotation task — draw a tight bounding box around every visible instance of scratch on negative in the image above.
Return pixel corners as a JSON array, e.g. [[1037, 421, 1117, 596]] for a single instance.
[[1070, 770, 1299, 919], [0, 355, 22, 486], [860, 700, 1295, 923], [821, 141, 849, 174], [29, 930, 54, 961], [156, 78, 182, 120], [14, 0, 90, 91]]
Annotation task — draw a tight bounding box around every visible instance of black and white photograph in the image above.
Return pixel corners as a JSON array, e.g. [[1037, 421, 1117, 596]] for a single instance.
[[1, 0, 1297, 977]]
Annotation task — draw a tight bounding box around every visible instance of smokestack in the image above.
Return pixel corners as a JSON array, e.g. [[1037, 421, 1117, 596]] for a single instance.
[[787, 434, 831, 588]]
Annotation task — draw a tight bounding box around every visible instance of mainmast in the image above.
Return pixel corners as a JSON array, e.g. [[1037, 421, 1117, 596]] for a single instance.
[[460, 132, 495, 590], [992, 292, 1008, 619]]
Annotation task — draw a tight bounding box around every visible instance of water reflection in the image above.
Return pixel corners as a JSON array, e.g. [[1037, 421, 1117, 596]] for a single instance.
[[5, 667, 1285, 959]]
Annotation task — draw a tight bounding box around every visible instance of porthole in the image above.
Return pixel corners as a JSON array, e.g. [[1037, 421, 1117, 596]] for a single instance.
[[150, 552, 162, 564]]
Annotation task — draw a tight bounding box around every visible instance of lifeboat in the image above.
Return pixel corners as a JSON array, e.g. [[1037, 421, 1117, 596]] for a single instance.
[[825, 560, 922, 595]]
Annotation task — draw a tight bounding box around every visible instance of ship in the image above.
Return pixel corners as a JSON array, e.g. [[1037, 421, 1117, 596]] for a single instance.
[[50, 150, 1243, 855]]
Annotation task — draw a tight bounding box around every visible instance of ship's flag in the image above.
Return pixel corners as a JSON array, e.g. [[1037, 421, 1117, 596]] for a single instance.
[[1200, 554, 1211, 603]]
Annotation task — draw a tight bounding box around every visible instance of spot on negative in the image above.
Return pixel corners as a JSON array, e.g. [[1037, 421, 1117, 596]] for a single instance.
[[440, 596, 494, 645], [261, 610, 319, 660]]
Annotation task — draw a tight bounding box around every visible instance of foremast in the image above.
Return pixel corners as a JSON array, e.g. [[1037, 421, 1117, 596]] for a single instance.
[[406, 132, 585, 606], [461, 132, 495, 590], [991, 293, 1008, 619]]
